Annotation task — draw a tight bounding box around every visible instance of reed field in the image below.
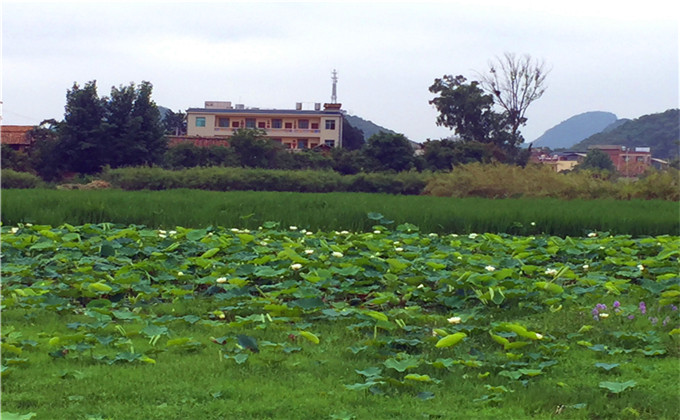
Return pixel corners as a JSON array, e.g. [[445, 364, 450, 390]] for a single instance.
[[1, 189, 678, 236]]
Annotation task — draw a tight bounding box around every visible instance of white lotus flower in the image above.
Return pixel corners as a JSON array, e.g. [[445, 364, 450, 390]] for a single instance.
[[10, 227, 19, 234], [231, 228, 239, 232], [637, 264, 645, 271], [177, 271, 184, 277], [468, 233, 478, 239], [535, 333, 544, 340], [588, 232, 597, 237], [158, 233, 167, 239], [289, 226, 298, 231], [530, 222, 536, 226], [216, 277, 227, 284], [340, 230, 349, 235], [290, 263, 302, 270], [306, 231, 313, 236], [169, 230, 177, 236], [545, 268, 558, 275], [304, 249, 314, 255], [332, 251, 344, 258], [417, 284, 425, 289], [447, 316, 461, 324], [374, 230, 381, 234], [485, 265, 495, 272], [395, 247, 404, 252], [582, 264, 589, 270]]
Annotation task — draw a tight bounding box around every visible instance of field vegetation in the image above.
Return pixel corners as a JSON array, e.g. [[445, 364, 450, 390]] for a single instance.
[[2, 189, 678, 237], [2, 221, 679, 419]]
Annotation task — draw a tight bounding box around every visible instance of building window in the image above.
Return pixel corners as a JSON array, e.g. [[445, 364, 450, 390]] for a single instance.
[[324, 139, 335, 147], [298, 139, 308, 149], [195, 117, 206, 127], [258, 121, 266, 128], [246, 118, 256, 129], [298, 119, 309, 129], [325, 120, 336, 130], [232, 121, 240, 128], [218, 117, 230, 127], [285, 122, 293, 129], [636, 156, 645, 162], [272, 119, 282, 128], [311, 122, 319, 130]]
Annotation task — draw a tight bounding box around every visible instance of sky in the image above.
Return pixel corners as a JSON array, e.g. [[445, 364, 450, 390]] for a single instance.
[[1, 0, 678, 143]]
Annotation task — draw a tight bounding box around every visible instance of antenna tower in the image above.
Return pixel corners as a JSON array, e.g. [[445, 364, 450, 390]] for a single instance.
[[331, 69, 338, 104]]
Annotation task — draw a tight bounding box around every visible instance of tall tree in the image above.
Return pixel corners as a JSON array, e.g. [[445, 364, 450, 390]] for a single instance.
[[341, 119, 365, 151], [58, 81, 109, 174], [229, 128, 282, 168], [478, 53, 549, 144], [577, 149, 616, 172], [362, 132, 415, 172], [130, 81, 167, 166], [163, 110, 187, 136], [107, 83, 140, 167]]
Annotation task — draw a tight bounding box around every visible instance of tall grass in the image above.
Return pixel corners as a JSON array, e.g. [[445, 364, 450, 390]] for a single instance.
[[2, 189, 678, 236]]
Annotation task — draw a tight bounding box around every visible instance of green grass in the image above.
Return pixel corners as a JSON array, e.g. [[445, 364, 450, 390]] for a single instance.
[[2, 223, 679, 419], [3, 302, 678, 420], [2, 189, 678, 236]]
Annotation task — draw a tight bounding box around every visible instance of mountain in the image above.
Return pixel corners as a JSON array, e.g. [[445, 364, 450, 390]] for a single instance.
[[571, 109, 679, 160], [344, 114, 397, 141], [531, 111, 618, 149]]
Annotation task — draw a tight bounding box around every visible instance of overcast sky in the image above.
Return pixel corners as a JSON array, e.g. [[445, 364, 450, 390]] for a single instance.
[[1, 0, 678, 142]]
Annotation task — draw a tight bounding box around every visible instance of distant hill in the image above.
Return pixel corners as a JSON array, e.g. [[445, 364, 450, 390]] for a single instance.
[[572, 109, 679, 160], [531, 111, 618, 149], [344, 114, 397, 141]]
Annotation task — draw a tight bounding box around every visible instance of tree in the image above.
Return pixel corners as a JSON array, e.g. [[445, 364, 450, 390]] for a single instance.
[[478, 53, 549, 144], [577, 149, 616, 172], [58, 81, 109, 174], [129, 81, 167, 166], [342, 119, 365, 151], [229, 128, 282, 168], [362, 132, 416, 172], [163, 109, 187, 136], [429, 75, 497, 143]]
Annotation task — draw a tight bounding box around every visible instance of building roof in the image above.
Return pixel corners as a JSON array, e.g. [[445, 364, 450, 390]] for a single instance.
[[186, 108, 343, 116], [1, 125, 34, 145]]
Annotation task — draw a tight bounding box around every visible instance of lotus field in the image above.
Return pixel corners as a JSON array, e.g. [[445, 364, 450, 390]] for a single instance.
[[1, 216, 679, 419]]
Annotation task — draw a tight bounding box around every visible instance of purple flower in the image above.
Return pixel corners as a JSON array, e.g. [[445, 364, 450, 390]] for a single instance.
[[596, 303, 607, 311], [613, 301, 620, 308], [672, 305, 678, 312], [639, 301, 647, 315], [628, 315, 635, 320]]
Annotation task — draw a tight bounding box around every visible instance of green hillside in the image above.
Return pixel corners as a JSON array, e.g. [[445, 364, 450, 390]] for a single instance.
[[572, 109, 679, 160]]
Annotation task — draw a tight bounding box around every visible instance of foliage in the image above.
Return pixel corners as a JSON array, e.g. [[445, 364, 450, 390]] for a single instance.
[[229, 128, 284, 168], [58, 81, 109, 174], [362, 132, 416, 172], [576, 149, 616, 173], [1, 222, 678, 418], [342, 118, 365, 151], [163, 109, 187, 136], [572, 109, 680, 160], [0, 169, 43, 189], [428, 75, 498, 143], [424, 163, 679, 201], [2, 189, 678, 236], [1, 145, 33, 172], [162, 143, 238, 169], [478, 53, 549, 141]]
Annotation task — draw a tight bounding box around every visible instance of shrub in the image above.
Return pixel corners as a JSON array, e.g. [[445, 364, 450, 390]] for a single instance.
[[1, 169, 43, 189]]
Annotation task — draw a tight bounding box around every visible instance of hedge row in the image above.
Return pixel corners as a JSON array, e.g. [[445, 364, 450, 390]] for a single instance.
[[101, 166, 431, 195]]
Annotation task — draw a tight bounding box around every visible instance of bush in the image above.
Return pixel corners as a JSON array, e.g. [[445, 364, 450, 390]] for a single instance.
[[100, 166, 430, 195], [1, 169, 43, 189]]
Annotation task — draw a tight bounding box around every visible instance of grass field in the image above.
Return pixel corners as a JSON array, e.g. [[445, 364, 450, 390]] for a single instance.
[[2, 189, 678, 236], [1, 223, 679, 419]]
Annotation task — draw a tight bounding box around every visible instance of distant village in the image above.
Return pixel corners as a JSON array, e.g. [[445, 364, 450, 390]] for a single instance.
[[1, 116, 666, 177]]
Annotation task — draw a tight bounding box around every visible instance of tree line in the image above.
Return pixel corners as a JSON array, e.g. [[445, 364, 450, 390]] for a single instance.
[[3, 53, 557, 181]]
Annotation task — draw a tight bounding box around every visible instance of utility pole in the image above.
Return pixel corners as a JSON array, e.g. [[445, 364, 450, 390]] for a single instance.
[[331, 69, 338, 104]]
